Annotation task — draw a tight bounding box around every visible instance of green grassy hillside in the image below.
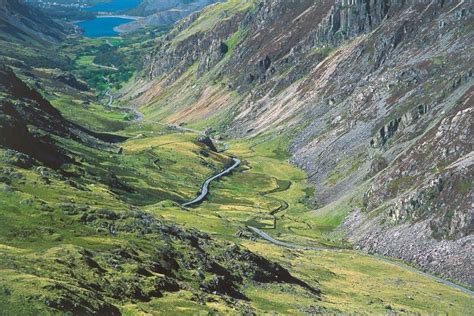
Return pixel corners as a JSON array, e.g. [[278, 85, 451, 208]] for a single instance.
[[0, 0, 473, 314], [1, 116, 472, 314]]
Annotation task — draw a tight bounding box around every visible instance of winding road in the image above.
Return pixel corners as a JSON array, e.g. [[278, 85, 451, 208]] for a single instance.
[[138, 118, 235, 207], [167, 124, 205, 135], [105, 89, 114, 107], [116, 94, 473, 297], [247, 226, 328, 251], [92, 63, 118, 71], [182, 157, 241, 207], [247, 225, 474, 296]]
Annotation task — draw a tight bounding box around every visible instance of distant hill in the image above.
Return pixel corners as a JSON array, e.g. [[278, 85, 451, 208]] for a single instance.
[[0, 0, 69, 68], [130, 0, 221, 16], [117, 0, 223, 33], [0, 0, 64, 44]]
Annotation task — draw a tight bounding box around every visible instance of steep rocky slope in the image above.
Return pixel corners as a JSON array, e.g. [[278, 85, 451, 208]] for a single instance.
[[0, 0, 70, 69], [0, 65, 128, 167], [0, 0, 64, 43], [129, 0, 473, 286]]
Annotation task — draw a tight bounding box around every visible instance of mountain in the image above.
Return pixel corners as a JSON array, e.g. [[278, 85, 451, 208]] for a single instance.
[[117, 0, 223, 33], [0, 0, 71, 69], [1, 0, 473, 314], [0, 0, 64, 43], [130, 0, 222, 16], [127, 0, 474, 286]]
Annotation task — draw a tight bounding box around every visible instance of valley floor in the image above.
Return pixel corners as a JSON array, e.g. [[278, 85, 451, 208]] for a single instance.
[[1, 111, 473, 314], [107, 123, 474, 313], [1, 34, 472, 314]]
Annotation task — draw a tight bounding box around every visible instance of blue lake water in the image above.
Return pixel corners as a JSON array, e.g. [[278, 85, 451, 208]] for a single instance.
[[84, 0, 142, 12], [76, 0, 141, 37], [76, 17, 134, 37]]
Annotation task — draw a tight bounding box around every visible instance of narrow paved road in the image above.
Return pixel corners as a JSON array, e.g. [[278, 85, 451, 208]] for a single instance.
[[124, 111, 233, 205], [105, 89, 114, 107], [124, 107, 473, 297], [374, 255, 474, 297], [182, 158, 241, 207], [168, 124, 205, 135], [92, 63, 118, 71], [247, 226, 328, 250], [247, 226, 474, 296], [146, 120, 229, 152]]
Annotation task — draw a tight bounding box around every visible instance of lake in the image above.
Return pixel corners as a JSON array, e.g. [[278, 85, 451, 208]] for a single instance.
[[76, 17, 134, 37], [77, 0, 141, 37]]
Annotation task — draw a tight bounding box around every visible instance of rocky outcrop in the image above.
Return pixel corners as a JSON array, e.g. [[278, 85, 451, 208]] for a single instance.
[[144, 3, 245, 84], [197, 136, 218, 152], [143, 0, 413, 92], [72, 209, 319, 305]]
